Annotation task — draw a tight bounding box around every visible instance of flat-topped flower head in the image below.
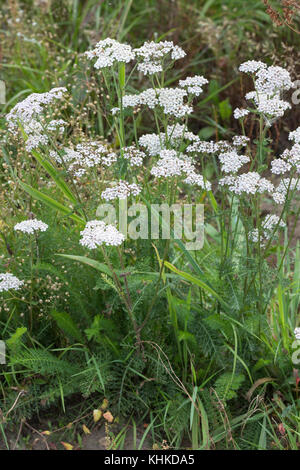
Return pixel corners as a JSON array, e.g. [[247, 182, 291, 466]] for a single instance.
[[101, 181, 141, 201], [123, 146, 145, 167], [255, 66, 295, 94], [219, 172, 274, 195], [85, 38, 135, 69], [52, 141, 117, 177], [273, 178, 300, 204], [134, 40, 185, 75], [150, 149, 211, 190], [139, 133, 163, 156], [0, 273, 24, 292], [14, 218, 48, 234], [239, 60, 267, 74], [294, 327, 300, 340], [179, 75, 208, 96], [271, 143, 300, 175], [123, 87, 192, 118], [289, 127, 300, 144], [233, 108, 249, 120], [232, 135, 250, 147], [79, 220, 125, 249], [150, 150, 191, 178], [6, 87, 67, 128], [218, 150, 250, 174], [187, 139, 232, 155]]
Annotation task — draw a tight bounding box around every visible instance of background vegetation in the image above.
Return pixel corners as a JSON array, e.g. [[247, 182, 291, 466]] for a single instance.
[[0, 0, 300, 450]]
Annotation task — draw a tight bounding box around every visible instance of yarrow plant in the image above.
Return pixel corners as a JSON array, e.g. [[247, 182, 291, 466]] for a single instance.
[[14, 219, 49, 234], [2, 32, 300, 449], [0, 273, 24, 293]]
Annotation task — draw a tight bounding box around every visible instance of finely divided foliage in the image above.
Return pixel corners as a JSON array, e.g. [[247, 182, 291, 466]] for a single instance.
[[1, 31, 300, 450]]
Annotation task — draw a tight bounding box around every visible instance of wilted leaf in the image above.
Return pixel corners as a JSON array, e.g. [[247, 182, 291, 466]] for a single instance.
[[61, 441, 73, 450], [82, 424, 91, 435], [93, 409, 102, 423], [103, 411, 113, 423], [101, 398, 109, 410]]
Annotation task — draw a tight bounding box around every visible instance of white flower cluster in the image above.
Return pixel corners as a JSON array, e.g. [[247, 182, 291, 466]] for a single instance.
[[0, 273, 24, 292], [218, 150, 250, 174], [150, 149, 211, 190], [187, 139, 231, 155], [101, 181, 141, 201], [219, 172, 274, 195], [14, 218, 48, 234], [239, 61, 267, 74], [123, 87, 193, 118], [241, 62, 294, 123], [123, 146, 146, 167], [233, 108, 249, 120], [25, 132, 49, 152], [51, 141, 117, 177], [294, 327, 300, 340], [232, 135, 250, 147], [249, 214, 285, 243], [6, 87, 67, 128], [85, 38, 135, 69], [134, 40, 185, 75], [139, 133, 163, 156], [271, 143, 300, 175], [6, 88, 67, 153], [139, 125, 198, 157], [289, 127, 300, 144], [255, 95, 291, 121], [166, 123, 198, 143], [22, 118, 66, 152], [179, 75, 208, 96], [273, 178, 300, 204], [158, 88, 192, 118], [255, 66, 294, 94], [79, 220, 125, 249], [47, 119, 66, 134]]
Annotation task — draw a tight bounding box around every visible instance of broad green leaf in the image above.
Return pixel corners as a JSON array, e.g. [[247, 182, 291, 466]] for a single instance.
[[56, 254, 114, 277], [164, 261, 229, 309], [18, 180, 84, 225], [31, 149, 78, 205]]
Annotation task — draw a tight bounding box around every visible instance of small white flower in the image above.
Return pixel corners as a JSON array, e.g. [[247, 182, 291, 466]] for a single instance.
[[218, 151, 250, 174], [179, 75, 208, 96], [85, 38, 135, 69], [139, 133, 163, 156], [123, 146, 145, 167], [233, 108, 249, 120], [101, 181, 141, 201], [232, 135, 250, 147], [79, 220, 125, 248], [219, 172, 274, 195], [0, 273, 24, 292], [111, 107, 120, 115], [294, 327, 300, 340], [134, 40, 185, 75], [14, 218, 48, 234], [6, 87, 67, 128], [239, 60, 267, 74], [289, 127, 300, 144], [273, 178, 300, 204], [271, 159, 291, 175]]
